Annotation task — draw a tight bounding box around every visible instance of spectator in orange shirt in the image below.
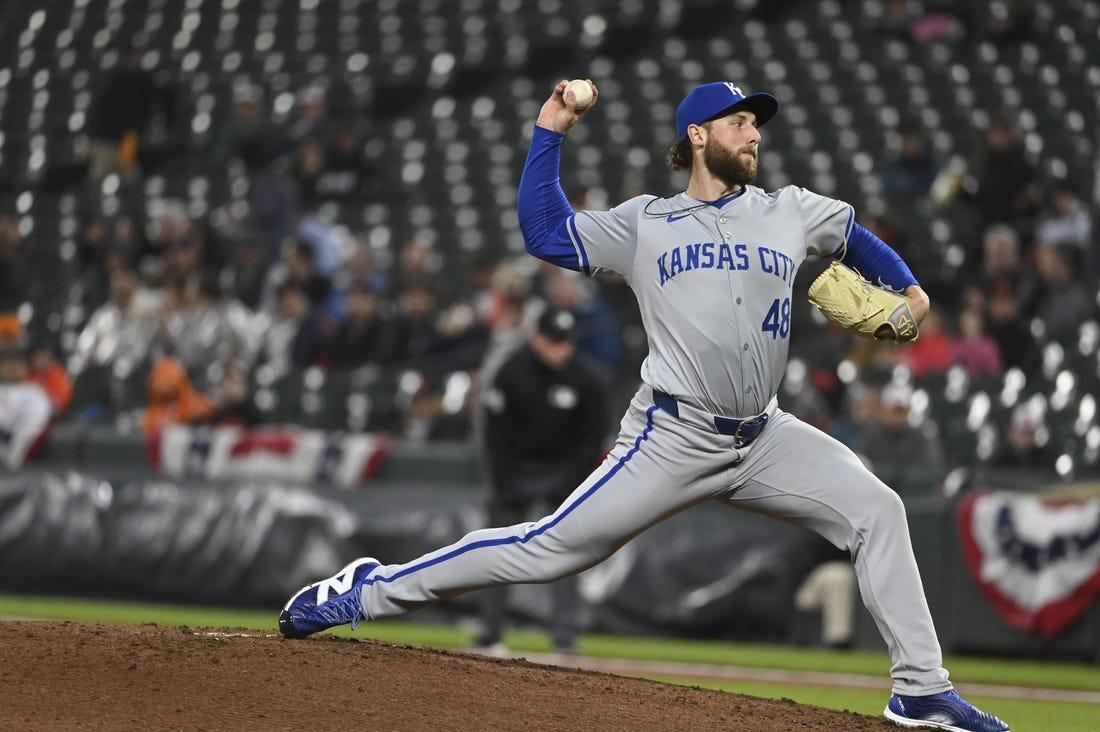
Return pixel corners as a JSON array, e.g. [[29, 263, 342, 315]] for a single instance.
[[141, 357, 215, 436], [26, 341, 74, 416]]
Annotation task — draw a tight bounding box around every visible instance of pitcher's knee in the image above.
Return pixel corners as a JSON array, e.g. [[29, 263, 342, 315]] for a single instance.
[[877, 485, 906, 517], [843, 483, 909, 545], [858, 481, 906, 518]]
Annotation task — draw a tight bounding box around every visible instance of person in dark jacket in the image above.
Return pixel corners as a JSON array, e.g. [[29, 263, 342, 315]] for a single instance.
[[85, 47, 164, 180], [326, 282, 393, 370], [472, 308, 609, 655]]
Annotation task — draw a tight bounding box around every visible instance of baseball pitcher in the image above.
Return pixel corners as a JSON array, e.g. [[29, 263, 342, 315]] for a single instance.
[[280, 79, 1009, 732]]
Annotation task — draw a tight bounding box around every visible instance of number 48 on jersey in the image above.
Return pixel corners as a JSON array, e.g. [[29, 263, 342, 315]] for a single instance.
[[761, 297, 791, 339]]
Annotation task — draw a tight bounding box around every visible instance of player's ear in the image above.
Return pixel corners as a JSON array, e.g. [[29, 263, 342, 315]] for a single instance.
[[687, 123, 707, 146]]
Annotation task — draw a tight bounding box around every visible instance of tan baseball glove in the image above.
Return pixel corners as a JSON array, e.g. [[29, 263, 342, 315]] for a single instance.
[[808, 261, 919, 342]]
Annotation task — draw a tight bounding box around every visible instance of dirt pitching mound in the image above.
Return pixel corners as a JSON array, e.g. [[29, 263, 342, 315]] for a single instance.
[[0, 621, 900, 731]]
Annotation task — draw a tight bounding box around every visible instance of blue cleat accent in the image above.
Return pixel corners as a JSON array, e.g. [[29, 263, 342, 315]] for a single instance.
[[885, 689, 1009, 732], [279, 557, 380, 639]]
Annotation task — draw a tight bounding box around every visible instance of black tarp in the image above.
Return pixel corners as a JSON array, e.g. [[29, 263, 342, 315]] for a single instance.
[[0, 469, 822, 640], [0, 469, 482, 607]]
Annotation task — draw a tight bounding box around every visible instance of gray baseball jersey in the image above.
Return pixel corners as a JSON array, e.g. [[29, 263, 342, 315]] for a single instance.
[[570, 186, 852, 416]]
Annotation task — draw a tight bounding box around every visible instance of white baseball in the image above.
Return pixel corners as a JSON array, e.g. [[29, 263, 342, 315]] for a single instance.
[[565, 79, 593, 111]]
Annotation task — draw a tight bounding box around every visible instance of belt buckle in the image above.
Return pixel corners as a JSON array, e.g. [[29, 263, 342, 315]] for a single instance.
[[733, 418, 753, 446], [733, 414, 763, 446]]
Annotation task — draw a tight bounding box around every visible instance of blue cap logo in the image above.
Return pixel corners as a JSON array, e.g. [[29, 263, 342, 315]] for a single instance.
[[675, 82, 779, 140]]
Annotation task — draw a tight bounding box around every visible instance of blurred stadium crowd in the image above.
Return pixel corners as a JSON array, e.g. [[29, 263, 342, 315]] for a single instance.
[[1, 0, 1098, 493]]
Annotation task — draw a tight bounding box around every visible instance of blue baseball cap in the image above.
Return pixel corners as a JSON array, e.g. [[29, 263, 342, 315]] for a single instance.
[[675, 82, 779, 140]]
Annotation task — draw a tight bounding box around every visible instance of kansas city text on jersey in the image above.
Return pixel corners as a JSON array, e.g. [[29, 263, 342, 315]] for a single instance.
[[657, 242, 796, 286]]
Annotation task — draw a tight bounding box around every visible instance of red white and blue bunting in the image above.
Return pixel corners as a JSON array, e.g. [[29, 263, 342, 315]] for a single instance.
[[958, 491, 1100, 637], [150, 425, 390, 487]]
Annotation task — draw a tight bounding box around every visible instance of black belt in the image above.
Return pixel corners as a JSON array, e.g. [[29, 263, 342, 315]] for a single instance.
[[653, 389, 770, 446]]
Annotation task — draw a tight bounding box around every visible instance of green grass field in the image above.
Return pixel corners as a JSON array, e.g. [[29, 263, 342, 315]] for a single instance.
[[3, 594, 1098, 731]]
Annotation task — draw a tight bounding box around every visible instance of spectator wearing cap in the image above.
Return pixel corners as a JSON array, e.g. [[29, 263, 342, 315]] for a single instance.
[[1033, 183, 1093, 276], [993, 398, 1057, 472], [288, 85, 331, 149], [472, 308, 610, 656], [858, 382, 948, 497]]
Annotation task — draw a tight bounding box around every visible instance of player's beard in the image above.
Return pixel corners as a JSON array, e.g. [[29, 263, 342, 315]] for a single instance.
[[703, 137, 757, 190]]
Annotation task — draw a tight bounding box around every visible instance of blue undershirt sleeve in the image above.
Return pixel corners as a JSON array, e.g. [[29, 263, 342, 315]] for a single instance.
[[516, 126, 589, 273], [840, 223, 918, 292]]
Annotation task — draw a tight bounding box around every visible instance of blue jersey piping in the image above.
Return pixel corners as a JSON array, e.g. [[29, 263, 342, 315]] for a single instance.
[[365, 404, 660, 586], [567, 214, 591, 275]]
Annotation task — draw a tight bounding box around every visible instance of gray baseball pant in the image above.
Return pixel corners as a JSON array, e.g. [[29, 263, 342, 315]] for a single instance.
[[359, 385, 951, 695]]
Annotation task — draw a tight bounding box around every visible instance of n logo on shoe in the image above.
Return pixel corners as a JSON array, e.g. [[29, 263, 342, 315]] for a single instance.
[[316, 565, 359, 604]]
